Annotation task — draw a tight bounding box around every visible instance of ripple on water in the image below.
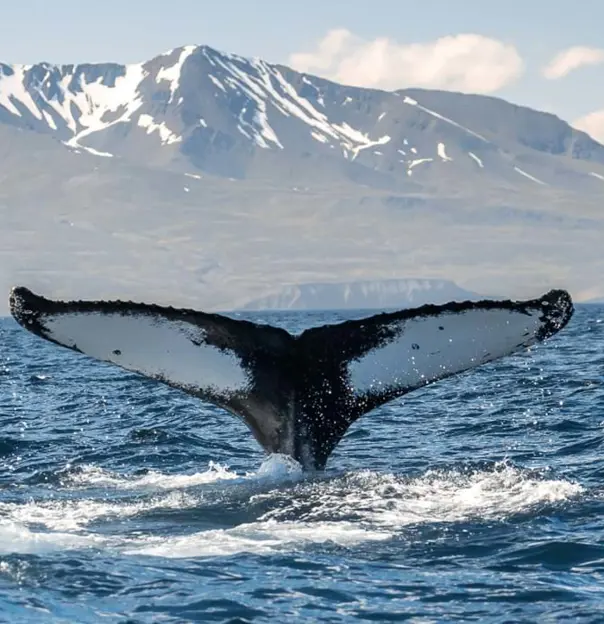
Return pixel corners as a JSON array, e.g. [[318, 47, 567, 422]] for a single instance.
[[0, 307, 603, 622]]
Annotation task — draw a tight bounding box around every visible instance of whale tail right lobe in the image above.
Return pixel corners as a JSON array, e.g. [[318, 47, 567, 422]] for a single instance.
[[292, 288, 573, 468], [9, 287, 573, 470]]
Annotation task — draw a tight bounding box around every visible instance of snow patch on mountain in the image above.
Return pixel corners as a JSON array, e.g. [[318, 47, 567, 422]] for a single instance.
[[156, 45, 196, 103], [204, 48, 392, 156], [64, 64, 148, 149], [468, 152, 484, 167], [332, 123, 391, 160], [403, 94, 489, 142], [42, 109, 57, 129], [0, 65, 42, 119], [138, 114, 181, 145], [514, 166, 546, 185], [208, 74, 226, 92], [437, 142, 453, 161], [407, 158, 433, 173]]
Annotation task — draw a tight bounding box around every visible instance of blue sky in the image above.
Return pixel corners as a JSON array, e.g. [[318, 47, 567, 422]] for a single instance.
[[1, 0, 603, 138]]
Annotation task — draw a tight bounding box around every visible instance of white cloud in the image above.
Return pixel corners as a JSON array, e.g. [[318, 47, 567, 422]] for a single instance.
[[573, 109, 604, 144], [288, 29, 524, 94], [543, 46, 604, 79]]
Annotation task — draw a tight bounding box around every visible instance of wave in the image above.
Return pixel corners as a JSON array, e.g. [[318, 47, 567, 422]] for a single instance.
[[0, 457, 584, 559]]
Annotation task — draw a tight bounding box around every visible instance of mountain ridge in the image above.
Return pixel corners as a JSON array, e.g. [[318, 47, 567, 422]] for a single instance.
[[2, 44, 604, 194]]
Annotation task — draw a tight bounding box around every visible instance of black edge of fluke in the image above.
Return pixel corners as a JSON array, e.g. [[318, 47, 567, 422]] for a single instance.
[[9, 285, 575, 331], [9, 286, 52, 342], [9, 286, 45, 324], [8, 286, 278, 334], [535, 289, 574, 340]]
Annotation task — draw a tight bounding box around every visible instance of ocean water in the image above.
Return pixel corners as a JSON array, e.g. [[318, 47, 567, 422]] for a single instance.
[[0, 305, 603, 623]]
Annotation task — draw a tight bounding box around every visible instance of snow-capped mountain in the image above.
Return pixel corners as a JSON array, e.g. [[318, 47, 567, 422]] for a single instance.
[[1, 44, 604, 314], [241, 279, 488, 311], [2, 44, 604, 192]]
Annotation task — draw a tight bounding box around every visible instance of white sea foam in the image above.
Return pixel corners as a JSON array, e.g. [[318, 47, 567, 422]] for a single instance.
[[0, 462, 584, 559], [65, 460, 240, 490], [255, 453, 304, 480], [0, 490, 200, 532], [251, 463, 583, 531], [63, 454, 303, 490], [333, 464, 583, 528], [0, 520, 102, 554], [125, 520, 388, 558]]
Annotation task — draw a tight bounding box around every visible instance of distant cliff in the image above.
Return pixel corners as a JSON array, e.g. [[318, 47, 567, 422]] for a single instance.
[[241, 279, 488, 311]]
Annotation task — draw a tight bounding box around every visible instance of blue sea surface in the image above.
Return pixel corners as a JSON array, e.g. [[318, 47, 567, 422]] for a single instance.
[[0, 305, 603, 623]]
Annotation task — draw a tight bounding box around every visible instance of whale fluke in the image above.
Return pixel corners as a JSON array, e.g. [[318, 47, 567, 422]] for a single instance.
[[8, 286, 573, 470]]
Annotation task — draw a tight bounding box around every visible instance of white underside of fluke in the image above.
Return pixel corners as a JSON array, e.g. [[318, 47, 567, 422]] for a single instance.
[[347, 306, 542, 395], [41, 312, 252, 395]]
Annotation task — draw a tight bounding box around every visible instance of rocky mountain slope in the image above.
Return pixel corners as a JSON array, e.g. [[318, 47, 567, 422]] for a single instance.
[[2, 45, 604, 193], [1, 44, 603, 312]]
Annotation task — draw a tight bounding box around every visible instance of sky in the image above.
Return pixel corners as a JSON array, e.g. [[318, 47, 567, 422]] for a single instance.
[[1, 0, 603, 141]]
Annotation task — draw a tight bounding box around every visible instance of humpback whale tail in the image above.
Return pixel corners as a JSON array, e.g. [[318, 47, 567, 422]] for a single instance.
[[8, 286, 573, 470]]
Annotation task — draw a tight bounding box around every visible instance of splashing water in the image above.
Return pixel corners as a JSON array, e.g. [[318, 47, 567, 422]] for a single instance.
[[255, 453, 305, 480], [0, 306, 603, 622]]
